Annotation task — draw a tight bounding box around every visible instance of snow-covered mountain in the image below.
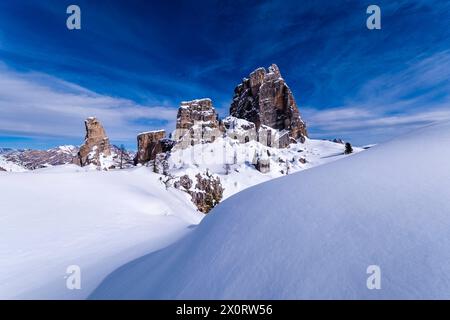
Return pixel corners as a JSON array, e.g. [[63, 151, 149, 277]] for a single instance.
[[0, 144, 134, 172], [91, 121, 450, 300], [0, 145, 79, 171]]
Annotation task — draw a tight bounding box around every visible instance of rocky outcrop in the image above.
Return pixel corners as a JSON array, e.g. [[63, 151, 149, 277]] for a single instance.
[[230, 64, 307, 140], [75, 117, 111, 167], [173, 172, 224, 214], [176, 98, 219, 129], [173, 99, 224, 149], [159, 138, 176, 153], [134, 130, 166, 165], [0, 167, 6, 171], [191, 173, 223, 213]]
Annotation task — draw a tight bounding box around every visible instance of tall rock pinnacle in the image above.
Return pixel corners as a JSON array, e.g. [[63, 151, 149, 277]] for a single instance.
[[230, 64, 307, 140], [75, 117, 111, 167]]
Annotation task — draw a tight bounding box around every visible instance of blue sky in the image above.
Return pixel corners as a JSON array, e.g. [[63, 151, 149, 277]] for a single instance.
[[0, 0, 449, 149]]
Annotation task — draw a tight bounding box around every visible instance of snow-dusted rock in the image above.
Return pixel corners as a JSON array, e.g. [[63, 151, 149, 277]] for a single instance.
[[75, 117, 112, 168], [172, 99, 223, 149], [0, 146, 78, 170], [176, 98, 219, 130]]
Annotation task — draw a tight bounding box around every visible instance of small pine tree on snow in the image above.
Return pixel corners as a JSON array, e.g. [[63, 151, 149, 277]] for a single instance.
[[344, 142, 353, 154], [119, 144, 125, 169]]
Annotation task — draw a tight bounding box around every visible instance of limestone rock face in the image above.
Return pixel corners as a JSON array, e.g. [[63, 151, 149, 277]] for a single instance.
[[134, 130, 166, 165], [76, 117, 111, 167], [173, 99, 224, 149], [176, 98, 219, 130], [230, 64, 307, 140]]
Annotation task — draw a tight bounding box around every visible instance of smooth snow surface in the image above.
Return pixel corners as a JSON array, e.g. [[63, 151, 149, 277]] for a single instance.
[[0, 165, 202, 299], [91, 121, 450, 299]]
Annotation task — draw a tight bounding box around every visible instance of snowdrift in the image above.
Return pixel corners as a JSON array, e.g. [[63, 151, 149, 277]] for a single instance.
[[91, 121, 450, 299], [0, 166, 202, 299]]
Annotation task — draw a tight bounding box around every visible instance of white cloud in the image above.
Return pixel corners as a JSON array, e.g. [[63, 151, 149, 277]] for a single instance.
[[302, 51, 450, 143], [0, 66, 176, 141], [0, 65, 177, 143]]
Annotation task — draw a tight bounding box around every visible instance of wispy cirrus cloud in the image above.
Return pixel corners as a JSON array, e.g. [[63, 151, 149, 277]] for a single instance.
[[0, 64, 177, 147], [302, 51, 450, 144], [0, 0, 449, 148]]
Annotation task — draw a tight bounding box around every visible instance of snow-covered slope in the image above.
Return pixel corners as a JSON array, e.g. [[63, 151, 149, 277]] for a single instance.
[[91, 121, 450, 299], [1, 136, 356, 299], [168, 136, 359, 199], [0, 165, 202, 299]]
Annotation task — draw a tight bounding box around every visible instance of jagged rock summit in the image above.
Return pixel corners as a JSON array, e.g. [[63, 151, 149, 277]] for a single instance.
[[176, 98, 219, 130], [75, 117, 112, 167], [172, 98, 222, 149], [230, 64, 307, 140]]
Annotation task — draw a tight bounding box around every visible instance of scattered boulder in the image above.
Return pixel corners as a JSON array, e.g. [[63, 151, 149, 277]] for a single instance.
[[75, 117, 111, 167], [230, 64, 307, 140], [256, 158, 271, 173], [134, 130, 166, 165]]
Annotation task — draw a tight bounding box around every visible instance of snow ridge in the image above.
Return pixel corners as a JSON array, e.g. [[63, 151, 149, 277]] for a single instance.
[[91, 121, 450, 300]]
